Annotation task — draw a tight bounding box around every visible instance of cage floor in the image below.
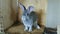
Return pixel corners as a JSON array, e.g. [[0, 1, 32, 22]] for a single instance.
[[6, 24, 44, 34]]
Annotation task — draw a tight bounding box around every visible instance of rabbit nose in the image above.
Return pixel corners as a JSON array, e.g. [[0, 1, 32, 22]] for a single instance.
[[27, 13, 29, 15]]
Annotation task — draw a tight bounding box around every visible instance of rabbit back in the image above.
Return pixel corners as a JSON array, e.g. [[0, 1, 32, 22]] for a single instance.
[[29, 11, 38, 23]]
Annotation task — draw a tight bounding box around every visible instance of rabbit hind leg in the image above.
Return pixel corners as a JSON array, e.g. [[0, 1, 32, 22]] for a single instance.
[[33, 21, 40, 29]]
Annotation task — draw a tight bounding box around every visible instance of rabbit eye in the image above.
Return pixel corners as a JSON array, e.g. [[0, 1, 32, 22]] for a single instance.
[[27, 13, 29, 15]]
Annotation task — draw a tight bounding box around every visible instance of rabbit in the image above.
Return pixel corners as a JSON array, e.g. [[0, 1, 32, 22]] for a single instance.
[[19, 3, 40, 32]]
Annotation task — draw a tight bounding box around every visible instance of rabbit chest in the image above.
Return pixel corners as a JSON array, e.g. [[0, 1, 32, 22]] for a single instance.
[[21, 15, 33, 25]]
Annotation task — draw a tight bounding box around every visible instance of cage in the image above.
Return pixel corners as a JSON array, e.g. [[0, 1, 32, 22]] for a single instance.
[[0, 0, 47, 34]]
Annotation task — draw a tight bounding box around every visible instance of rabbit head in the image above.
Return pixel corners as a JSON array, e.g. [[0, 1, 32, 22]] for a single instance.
[[19, 3, 34, 16]]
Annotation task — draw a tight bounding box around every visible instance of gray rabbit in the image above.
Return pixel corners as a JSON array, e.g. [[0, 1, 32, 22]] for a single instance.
[[19, 3, 40, 32]]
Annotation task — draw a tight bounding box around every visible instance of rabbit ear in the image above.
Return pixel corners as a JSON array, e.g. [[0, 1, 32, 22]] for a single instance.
[[19, 3, 26, 11], [28, 6, 34, 13]]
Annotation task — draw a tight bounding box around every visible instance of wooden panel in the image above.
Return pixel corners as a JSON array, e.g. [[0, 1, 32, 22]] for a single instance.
[[0, 0, 14, 29]]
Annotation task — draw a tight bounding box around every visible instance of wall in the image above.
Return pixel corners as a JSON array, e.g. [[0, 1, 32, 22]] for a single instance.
[[46, 0, 60, 28], [0, 0, 14, 29]]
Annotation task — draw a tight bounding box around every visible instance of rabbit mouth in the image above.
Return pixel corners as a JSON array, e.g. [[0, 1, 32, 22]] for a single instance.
[[27, 13, 30, 15]]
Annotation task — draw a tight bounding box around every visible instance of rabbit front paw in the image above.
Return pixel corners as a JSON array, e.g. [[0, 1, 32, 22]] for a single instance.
[[24, 26, 28, 31], [28, 26, 32, 32], [28, 30, 32, 32], [28, 29, 32, 32]]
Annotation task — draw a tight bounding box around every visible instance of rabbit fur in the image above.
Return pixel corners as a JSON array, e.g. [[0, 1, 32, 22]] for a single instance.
[[19, 3, 40, 32]]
